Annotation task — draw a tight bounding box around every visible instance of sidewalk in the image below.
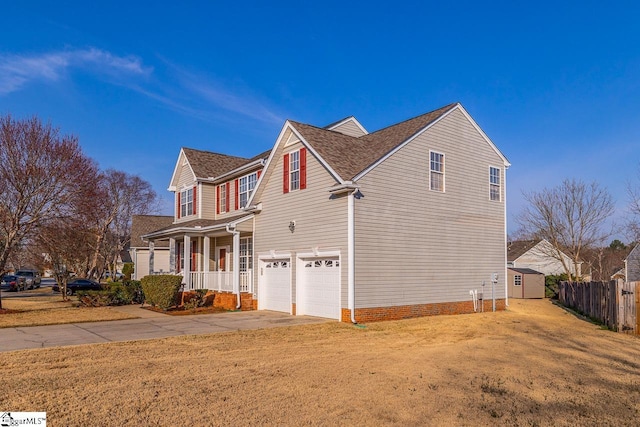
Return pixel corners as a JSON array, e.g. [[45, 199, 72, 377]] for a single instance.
[[0, 306, 329, 353]]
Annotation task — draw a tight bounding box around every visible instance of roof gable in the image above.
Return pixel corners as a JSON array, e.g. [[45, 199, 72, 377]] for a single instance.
[[325, 116, 368, 137]]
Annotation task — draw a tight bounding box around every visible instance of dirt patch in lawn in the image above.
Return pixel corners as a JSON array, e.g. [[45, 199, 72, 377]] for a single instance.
[[2, 299, 640, 426], [0, 294, 138, 328]]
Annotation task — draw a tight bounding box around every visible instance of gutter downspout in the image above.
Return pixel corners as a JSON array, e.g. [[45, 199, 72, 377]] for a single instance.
[[348, 190, 356, 324], [226, 224, 242, 309], [504, 165, 509, 308]]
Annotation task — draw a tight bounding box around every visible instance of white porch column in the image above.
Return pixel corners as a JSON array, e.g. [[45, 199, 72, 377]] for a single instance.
[[183, 235, 191, 289], [169, 238, 176, 274], [148, 241, 155, 275], [203, 236, 210, 272], [233, 231, 240, 295], [203, 236, 210, 288]]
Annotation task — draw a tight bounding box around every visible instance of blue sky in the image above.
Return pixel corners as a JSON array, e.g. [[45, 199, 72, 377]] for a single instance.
[[1, 1, 639, 239]]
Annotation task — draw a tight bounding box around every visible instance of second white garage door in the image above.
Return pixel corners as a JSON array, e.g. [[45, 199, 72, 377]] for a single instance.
[[298, 257, 340, 319], [259, 259, 291, 313]]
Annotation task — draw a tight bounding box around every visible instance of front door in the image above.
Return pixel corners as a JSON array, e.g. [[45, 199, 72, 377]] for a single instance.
[[217, 247, 227, 271]]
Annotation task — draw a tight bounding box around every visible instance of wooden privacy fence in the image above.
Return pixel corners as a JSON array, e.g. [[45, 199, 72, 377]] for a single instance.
[[558, 280, 640, 334]]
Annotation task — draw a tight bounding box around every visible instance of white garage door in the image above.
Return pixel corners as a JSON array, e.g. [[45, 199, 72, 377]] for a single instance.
[[259, 259, 291, 313], [298, 257, 340, 319]]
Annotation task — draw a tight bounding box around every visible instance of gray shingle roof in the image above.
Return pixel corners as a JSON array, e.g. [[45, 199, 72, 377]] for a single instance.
[[145, 213, 253, 237], [290, 103, 458, 180], [508, 267, 544, 275], [131, 215, 174, 248], [507, 240, 541, 262], [182, 148, 250, 179]]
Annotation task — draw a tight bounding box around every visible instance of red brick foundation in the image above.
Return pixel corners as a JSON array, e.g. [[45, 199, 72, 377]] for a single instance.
[[180, 291, 255, 311], [340, 299, 506, 323], [213, 292, 255, 311]]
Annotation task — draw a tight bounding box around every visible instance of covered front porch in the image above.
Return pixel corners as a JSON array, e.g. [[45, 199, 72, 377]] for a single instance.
[[143, 215, 255, 302]]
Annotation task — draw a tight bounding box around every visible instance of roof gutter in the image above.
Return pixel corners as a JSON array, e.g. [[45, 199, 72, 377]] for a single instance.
[[329, 181, 358, 195]]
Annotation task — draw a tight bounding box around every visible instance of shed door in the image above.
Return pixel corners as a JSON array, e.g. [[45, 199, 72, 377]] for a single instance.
[[259, 259, 291, 313], [298, 257, 340, 319]]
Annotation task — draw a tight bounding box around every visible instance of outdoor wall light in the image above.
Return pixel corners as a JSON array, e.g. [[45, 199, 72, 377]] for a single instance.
[[289, 221, 296, 233]]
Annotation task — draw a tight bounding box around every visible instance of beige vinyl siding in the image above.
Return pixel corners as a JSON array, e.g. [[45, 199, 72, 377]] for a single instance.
[[331, 119, 366, 137], [175, 162, 197, 223], [133, 248, 170, 279], [254, 138, 348, 305], [200, 184, 216, 220], [354, 108, 506, 308]]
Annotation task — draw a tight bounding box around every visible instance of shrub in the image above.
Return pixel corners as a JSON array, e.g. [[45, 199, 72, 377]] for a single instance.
[[122, 263, 134, 281], [183, 289, 208, 312], [77, 291, 113, 307], [141, 275, 183, 310], [77, 281, 139, 307], [124, 280, 144, 304]]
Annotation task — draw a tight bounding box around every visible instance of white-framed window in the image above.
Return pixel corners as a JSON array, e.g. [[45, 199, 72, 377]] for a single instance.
[[514, 275, 522, 286], [290, 150, 300, 191], [490, 166, 501, 201], [219, 184, 227, 213], [239, 172, 258, 208], [180, 188, 193, 217], [239, 237, 252, 272], [430, 151, 444, 192]]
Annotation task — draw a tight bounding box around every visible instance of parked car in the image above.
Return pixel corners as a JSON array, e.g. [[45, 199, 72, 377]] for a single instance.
[[1, 274, 27, 291], [52, 278, 103, 296], [15, 269, 41, 289]]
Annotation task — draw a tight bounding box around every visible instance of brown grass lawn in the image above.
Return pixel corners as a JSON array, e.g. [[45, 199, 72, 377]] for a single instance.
[[2, 299, 640, 426], [0, 293, 137, 328]]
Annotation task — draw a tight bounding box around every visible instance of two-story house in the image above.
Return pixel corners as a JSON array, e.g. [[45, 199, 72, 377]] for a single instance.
[[142, 103, 510, 322]]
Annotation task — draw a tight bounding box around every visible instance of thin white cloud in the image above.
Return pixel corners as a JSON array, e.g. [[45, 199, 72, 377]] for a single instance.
[[0, 47, 283, 126], [0, 48, 151, 95], [157, 60, 283, 125]]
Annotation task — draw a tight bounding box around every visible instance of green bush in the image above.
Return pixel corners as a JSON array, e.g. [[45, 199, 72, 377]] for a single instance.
[[140, 275, 183, 310], [122, 263, 134, 280], [124, 280, 144, 304]]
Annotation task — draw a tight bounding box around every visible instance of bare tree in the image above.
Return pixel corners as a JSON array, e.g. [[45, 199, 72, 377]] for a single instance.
[[87, 170, 157, 279], [0, 115, 98, 307], [628, 168, 640, 243], [517, 179, 615, 280]]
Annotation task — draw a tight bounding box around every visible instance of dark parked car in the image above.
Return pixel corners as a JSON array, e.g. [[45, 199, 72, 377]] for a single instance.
[[15, 270, 41, 289], [52, 279, 103, 296], [1, 275, 27, 291]]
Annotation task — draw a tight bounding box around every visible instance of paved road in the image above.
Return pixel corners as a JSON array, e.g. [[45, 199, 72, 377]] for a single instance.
[[0, 306, 330, 353]]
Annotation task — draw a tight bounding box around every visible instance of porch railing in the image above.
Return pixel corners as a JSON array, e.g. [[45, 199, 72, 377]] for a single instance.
[[187, 270, 252, 293]]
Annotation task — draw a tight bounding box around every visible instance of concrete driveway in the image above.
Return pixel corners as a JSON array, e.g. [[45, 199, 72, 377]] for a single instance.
[[0, 306, 330, 352]]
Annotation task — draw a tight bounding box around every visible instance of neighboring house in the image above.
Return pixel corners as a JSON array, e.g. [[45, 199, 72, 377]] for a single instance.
[[143, 103, 510, 322], [507, 239, 581, 278], [130, 215, 174, 280], [625, 244, 640, 282], [611, 268, 625, 281], [507, 267, 545, 299]]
